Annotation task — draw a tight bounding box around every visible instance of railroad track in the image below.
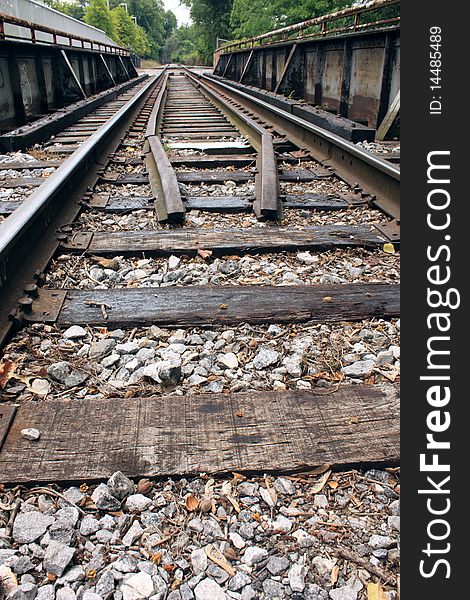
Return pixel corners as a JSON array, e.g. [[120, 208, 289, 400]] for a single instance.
[[0, 67, 399, 484]]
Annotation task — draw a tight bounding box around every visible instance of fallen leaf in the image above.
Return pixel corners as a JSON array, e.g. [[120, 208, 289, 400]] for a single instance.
[[219, 303, 228, 310], [383, 243, 395, 254], [185, 495, 199, 512], [310, 471, 331, 494], [308, 371, 344, 382], [197, 248, 213, 259], [367, 582, 387, 600], [264, 477, 278, 506], [205, 543, 236, 576], [304, 464, 331, 476], [252, 512, 261, 522], [328, 481, 339, 490], [0, 566, 18, 595], [151, 552, 162, 564], [330, 565, 340, 585], [137, 479, 153, 494], [163, 564, 176, 573], [0, 360, 17, 389]]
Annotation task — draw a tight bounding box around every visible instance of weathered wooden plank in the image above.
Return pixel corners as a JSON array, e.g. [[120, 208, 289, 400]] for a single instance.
[[85, 194, 348, 214], [62, 224, 388, 256], [29, 283, 399, 328], [283, 194, 349, 210], [176, 169, 327, 185], [0, 385, 399, 482], [184, 196, 252, 212], [0, 177, 44, 188], [0, 160, 62, 171], [170, 155, 257, 168], [0, 201, 21, 215]]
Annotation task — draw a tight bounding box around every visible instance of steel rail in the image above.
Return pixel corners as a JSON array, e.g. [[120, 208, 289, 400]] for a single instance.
[[203, 73, 400, 219], [183, 68, 281, 219], [0, 73, 162, 346]]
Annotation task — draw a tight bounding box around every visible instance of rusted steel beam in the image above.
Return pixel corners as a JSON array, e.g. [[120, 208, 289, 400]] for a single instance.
[[0, 11, 129, 55], [99, 54, 116, 86], [61, 49, 86, 99], [202, 74, 400, 220], [239, 50, 254, 83], [146, 135, 185, 223], [254, 134, 280, 218], [221, 53, 234, 78], [274, 44, 298, 94], [184, 69, 281, 219]]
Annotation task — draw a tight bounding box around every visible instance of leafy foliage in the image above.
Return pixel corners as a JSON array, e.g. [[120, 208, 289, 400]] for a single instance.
[[182, 0, 234, 64], [230, 0, 351, 38], [111, 6, 151, 56], [84, 0, 116, 39], [161, 25, 203, 65]]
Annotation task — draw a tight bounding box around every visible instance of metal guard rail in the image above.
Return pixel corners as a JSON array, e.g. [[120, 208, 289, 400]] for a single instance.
[[218, 0, 399, 54], [0, 12, 129, 55]]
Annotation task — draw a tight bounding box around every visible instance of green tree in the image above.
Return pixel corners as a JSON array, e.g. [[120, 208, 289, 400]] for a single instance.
[[84, 0, 116, 39], [230, 0, 351, 38], [161, 24, 203, 64], [43, 0, 87, 21], [109, 0, 169, 59], [183, 0, 234, 65], [111, 6, 151, 56]]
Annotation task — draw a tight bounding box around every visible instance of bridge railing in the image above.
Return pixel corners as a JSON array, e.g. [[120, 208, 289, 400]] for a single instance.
[[0, 12, 129, 55], [216, 0, 399, 56]]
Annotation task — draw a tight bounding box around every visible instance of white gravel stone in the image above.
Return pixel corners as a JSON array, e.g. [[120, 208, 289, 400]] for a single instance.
[[329, 576, 363, 600], [125, 494, 152, 513], [91, 484, 120, 511], [63, 326, 87, 339], [273, 478, 296, 495], [228, 532, 245, 549], [252, 348, 279, 369], [43, 541, 75, 576], [20, 428, 41, 441], [312, 556, 337, 577], [121, 572, 154, 600], [194, 578, 228, 600], [342, 359, 375, 377], [6, 583, 37, 600], [242, 546, 268, 566], [288, 564, 306, 592], [270, 515, 292, 533], [218, 352, 238, 369], [36, 585, 55, 600], [12, 512, 55, 544], [107, 471, 135, 500], [122, 521, 144, 547], [368, 534, 396, 550], [190, 548, 208, 574], [266, 556, 289, 576]]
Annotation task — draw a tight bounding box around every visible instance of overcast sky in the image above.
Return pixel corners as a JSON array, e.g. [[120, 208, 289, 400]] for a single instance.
[[163, 0, 191, 25]]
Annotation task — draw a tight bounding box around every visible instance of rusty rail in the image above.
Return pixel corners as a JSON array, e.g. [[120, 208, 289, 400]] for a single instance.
[[184, 68, 281, 219], [0, 12, 129, 55], [216, 0, 399, 55]]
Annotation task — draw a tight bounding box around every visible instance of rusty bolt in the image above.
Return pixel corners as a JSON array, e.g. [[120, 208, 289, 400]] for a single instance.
[[18, 296, 33, 313], [24, 283, 39, 298]]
